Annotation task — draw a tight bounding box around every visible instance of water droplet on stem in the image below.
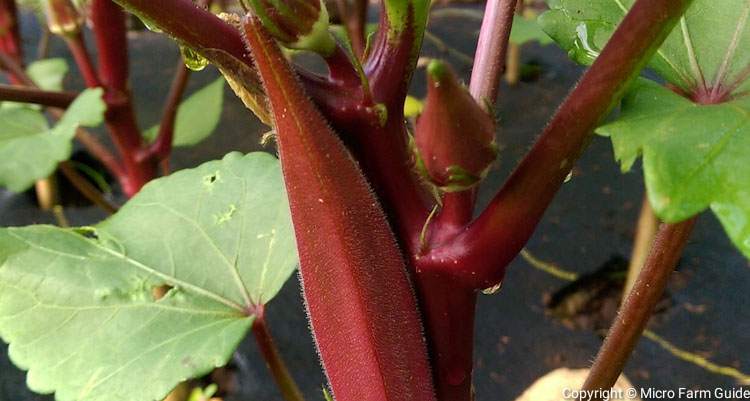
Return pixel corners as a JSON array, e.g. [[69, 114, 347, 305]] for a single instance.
[[180, 45, 209, 71]]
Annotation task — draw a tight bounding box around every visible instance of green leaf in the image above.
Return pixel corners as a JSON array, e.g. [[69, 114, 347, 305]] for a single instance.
[[144, 79, 225, 146], [540, 0, 750, 96], [545, 0, 750, 259], [509, 15, 553, 46], [0, 152, 298, 401], [0, 88, 105, 192], [27, 58, 69, 91], [597, 79, 750, 258]]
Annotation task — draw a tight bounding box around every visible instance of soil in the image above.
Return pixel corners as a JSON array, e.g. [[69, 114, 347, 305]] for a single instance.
[[2, 6, 750, 401]]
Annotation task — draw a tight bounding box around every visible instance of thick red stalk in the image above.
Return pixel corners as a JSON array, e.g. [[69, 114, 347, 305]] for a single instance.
[[365, 4, 420, 108], [0, 84, 77, 107], [414, 274, 476, 401], [420, 0, 694, 290], [242, 15, 436, 401], [432, 190, 476, 240], [345, 3, 432, 251], [91, 0, 129, 92], [582, 218, 696, 399], [468, 0, 517, 108], [90, 0, 154, 196]]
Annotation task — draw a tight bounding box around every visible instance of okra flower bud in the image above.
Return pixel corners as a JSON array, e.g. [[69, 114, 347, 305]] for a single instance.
[[43, 0, 83, 37], [247, 0, 335, 55], [414, 60, 498, 192]]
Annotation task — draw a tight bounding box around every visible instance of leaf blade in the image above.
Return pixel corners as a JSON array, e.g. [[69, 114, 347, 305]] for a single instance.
[[144, 78, 226, 147], [0, 152, 298, 401], [0, 88, 105, 192], [597, 79, 750, 258]]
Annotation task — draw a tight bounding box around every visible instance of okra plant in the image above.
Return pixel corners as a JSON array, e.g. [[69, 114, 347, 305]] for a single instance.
[[0, 0, 747, 400]]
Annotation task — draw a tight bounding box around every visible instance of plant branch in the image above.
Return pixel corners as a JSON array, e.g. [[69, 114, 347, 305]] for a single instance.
[[146, 61, 191, 164], [252, 309, 305, 401], [582, 217, 696, 399], [432, 190, 476, 243], [419, 0, 694, 290], [91, 0, 130, 93], [468, 0, 517, 109], [330, 0, 433, 251], [91, 0, 155, 196], [365, 1, 426, 106], [64, 33, 102, 88], [59, 161, 119, 214], [0, 84, 78, 108], [111, 0, 249, 64]]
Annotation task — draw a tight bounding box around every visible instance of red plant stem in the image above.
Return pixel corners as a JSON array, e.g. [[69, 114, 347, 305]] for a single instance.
[[468, 0, 517, 109], [348, 120, 432, 253], [450, 0, 516, 226], [146, 61, 191, 164], [582, 218, 696, 399], [91, 0, 154, 196], [91, 0, 129, 93], [365, 4, 420, 108], [252, 308, 305, 401], [350, 2, 432, 251], [64, 33, 102, 88], [0, 0, 22, 84], [432, 190, 476, 242], [0, 83, 77, 107], [420, 0, 693, 290], [108, 0, 364, 128], [414, 274, 476, 401], [110, 0, 252, 67]]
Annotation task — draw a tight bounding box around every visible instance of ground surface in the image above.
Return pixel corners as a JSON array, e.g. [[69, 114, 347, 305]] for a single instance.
[[1, 7, 749, 401]]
